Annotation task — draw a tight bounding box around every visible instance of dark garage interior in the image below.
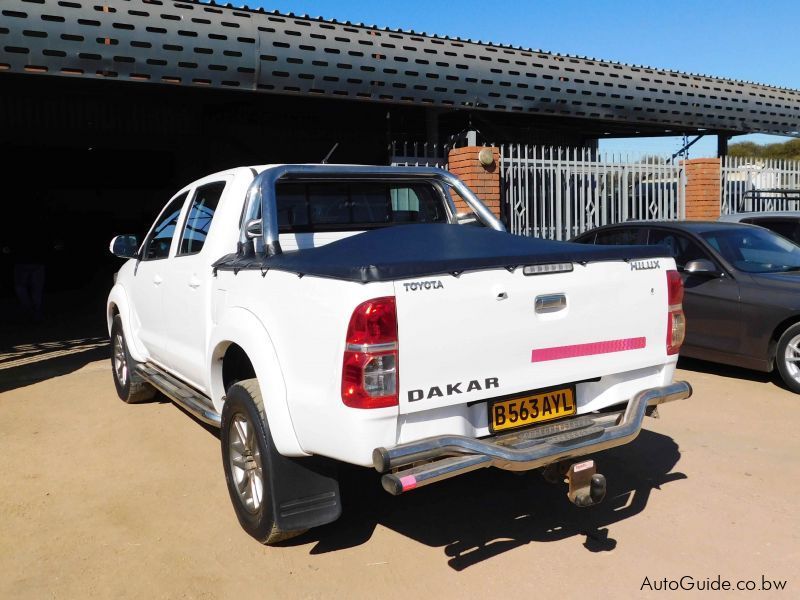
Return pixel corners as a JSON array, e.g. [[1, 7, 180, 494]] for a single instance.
[[0, 71, 603, 318]]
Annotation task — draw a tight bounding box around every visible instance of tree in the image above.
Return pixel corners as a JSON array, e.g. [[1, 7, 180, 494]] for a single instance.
[[729, 138, 800, 160]]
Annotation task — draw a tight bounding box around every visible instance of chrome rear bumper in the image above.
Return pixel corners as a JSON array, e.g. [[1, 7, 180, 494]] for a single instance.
[[373, 381, 692, 495]]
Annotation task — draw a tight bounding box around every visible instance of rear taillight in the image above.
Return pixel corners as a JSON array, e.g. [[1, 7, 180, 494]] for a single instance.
[[666, 270, 686, 355], [341, 297, 399, 409]]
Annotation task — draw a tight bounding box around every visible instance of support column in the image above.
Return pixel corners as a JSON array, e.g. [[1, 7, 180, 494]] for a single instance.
[[717, 134, 730, 158], [447, 146, 501, 219], [425, 108, 440, 146], [684, 158, 721, 220]]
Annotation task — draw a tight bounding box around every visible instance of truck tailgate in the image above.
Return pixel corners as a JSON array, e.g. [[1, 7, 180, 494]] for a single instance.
[[394, 260, 670, 414]]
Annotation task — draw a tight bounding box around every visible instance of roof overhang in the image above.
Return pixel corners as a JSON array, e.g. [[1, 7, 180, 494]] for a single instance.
[[2, 0, 798, 137]]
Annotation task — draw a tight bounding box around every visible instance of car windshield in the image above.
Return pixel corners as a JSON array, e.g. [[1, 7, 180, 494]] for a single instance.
[[700, 227, 800, 273]]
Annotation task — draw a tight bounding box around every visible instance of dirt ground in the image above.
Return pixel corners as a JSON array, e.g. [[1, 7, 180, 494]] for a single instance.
[[1, 340, 799, 599]]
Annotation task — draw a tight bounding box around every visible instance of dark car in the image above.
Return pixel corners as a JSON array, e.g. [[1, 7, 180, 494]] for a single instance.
[[574, 221, 800, 392]]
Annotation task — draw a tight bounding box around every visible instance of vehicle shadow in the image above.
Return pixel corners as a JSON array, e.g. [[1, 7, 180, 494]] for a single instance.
[[283, 428, 684, 570], [677, 356, 788, 391]]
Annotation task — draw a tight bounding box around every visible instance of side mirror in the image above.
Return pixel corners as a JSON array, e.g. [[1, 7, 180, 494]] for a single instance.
[[109, 235, 139, 259], [684, 258, 721, 277], [245, 218, 263, 239]]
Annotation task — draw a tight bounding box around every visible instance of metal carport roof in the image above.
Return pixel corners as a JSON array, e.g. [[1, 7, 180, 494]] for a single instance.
[[1, 0, 799, 137]]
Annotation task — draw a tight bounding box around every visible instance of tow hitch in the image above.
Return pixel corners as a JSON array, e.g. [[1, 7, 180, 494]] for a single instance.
[[566, 459, 606, 507], [544, 459, 607, 507]]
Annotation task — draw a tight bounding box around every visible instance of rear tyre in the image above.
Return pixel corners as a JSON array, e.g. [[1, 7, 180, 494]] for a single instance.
[[110, 314, 156, 403], [775, 323, 800, 393], [221, 379, 306, 545]]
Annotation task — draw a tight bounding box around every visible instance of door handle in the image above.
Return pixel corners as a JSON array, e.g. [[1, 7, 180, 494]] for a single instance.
[[188, 276, 201, 289], [153, 275, 163, 286], [535, 294, 567, 313]]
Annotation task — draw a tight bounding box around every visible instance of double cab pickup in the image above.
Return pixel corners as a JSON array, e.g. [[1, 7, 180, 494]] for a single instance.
[[108, 165, 691, 543]]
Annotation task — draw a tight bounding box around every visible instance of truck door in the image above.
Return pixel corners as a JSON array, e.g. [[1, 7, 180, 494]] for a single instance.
[[127, 192, 189, 363], [161, 180, 228, 390]]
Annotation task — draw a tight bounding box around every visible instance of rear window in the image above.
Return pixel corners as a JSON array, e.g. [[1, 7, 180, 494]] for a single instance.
[[274, 182, 447, 232]]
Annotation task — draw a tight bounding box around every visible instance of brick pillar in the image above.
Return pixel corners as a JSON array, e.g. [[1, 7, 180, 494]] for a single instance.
[[684, 158, 721, 220], [447, 146, 501, 219]]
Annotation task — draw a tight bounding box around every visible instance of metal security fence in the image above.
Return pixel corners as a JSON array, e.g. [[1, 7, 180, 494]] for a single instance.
[[501, 145, 685, 240], [389, 141, 450, 167], [721, 156, 800, 213]]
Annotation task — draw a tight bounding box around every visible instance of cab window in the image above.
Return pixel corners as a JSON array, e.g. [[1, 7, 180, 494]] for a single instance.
[[142, 192, 188, 261], [274, 182, 446, 232], [178, 182, 226, 255]]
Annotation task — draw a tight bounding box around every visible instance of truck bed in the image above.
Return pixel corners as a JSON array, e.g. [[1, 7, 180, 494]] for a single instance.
[[213, 223, 666, 282]]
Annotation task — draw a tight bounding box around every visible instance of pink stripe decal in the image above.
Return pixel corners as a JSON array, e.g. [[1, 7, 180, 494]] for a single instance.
[[399, 475, 417, 491], [531, 337, 646, 362]]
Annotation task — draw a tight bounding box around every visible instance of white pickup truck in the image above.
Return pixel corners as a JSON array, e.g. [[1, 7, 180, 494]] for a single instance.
[[107, 164, 691, 544]]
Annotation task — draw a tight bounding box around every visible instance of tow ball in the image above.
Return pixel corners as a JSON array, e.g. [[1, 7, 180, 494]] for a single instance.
[[567, 460, 607, 507], [544, 459, 607, 507]]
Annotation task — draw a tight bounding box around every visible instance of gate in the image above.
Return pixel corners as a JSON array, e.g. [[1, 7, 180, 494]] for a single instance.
[[721, 156, 800, 213], [501, 145, 685, 240]]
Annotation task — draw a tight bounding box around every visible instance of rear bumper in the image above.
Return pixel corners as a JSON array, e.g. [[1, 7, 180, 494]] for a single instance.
[[373, 381, 692, 495]]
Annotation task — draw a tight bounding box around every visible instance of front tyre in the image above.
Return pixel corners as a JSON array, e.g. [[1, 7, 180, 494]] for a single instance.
[[110, 314, 155, 403], [776, 323, 800, 393], [221, 379, 306, 544]]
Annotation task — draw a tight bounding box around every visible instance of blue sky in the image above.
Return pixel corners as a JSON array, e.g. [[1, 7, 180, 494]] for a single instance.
[[246, 0, 800, 157]]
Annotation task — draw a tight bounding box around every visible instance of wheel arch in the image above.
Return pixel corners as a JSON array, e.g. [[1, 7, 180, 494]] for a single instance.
[[107, 284, 148, 363], [769, 314, 800, 369], [209, 307, 306, 457], [220, 343, 257, 392], [108, 302, 120, 323]]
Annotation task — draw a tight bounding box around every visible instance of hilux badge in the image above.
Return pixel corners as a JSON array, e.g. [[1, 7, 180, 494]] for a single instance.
[[630, 259, 660, 271]]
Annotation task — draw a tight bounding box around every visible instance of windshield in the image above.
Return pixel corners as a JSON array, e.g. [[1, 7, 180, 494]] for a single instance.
[[700, 227, 800, 273]]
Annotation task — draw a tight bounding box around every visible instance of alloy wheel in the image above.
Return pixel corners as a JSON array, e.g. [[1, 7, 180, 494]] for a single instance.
[[113, 333, 128, 386], [783, 333, 800, 383], [227, 413, 264, 513]]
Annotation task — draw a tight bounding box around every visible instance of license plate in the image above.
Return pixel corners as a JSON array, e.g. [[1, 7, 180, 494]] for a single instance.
[[488, 386, 576, 433]]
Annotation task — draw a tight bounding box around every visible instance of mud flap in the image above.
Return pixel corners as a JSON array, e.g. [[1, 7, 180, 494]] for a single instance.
[[265, 448, 342, 533]]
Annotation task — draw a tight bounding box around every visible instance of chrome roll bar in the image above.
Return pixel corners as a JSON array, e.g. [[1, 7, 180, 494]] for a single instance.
[[240, 164, 506, 257]]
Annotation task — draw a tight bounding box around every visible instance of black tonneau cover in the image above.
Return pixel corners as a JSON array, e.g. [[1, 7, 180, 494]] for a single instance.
[[213, 224, 667, 283]]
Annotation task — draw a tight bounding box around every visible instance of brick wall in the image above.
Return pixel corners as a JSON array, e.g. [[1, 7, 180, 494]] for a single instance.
[[684, 158, 721, 220], [447, 146, 501, 218]]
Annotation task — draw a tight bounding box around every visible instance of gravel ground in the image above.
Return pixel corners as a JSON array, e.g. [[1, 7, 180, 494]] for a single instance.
[[1, 348, 798, 599]]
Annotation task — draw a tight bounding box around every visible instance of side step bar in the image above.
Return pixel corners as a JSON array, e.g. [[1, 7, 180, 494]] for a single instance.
[[136, 363, 221, 427], [374, 381, 691, 495]]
